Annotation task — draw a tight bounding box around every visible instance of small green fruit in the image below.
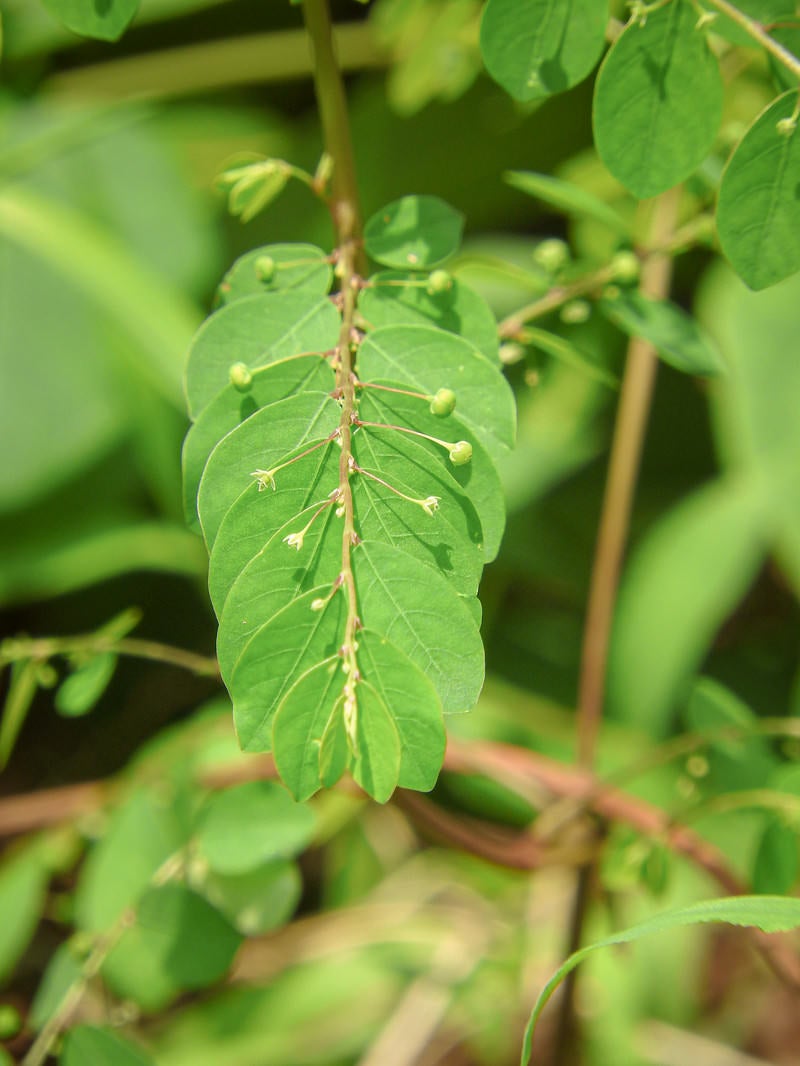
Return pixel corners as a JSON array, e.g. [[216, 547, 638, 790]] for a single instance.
[[426, 269, 452, 296], [533, 238, 569, 274], [229, 362, 253, 391], [448, 440, 473, 466], [610, 250, 640, 284], [0, 1004, 21, 1040], [560, 299, 591, 325], [498, 342, 525, 366], [430, 387, 456, 416], [254, 255, 276, 283]]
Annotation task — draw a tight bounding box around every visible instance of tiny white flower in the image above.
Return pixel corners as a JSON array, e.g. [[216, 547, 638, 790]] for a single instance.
[[421, 495, 441, 516], [252, 468, 276, 492], [283, 531, 304, 550]]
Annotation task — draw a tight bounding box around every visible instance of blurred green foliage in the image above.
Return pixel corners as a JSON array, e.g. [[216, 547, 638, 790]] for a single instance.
[[0, 1, 799, 1064]]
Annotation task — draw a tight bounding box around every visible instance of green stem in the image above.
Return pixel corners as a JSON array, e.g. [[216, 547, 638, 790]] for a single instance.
[[303, 0, 366, 746], [303, 0, 365, 260], [0, 635, 219, 678], [46, 24, 385, 101], [703, 0, 800, 79]]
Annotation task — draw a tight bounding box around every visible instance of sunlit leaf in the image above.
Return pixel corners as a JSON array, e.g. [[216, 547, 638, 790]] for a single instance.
[[593, 4, 723, 198], [480, 0, 608, 102], [364, 196, 464, 269], [717, 92, 800, 290]]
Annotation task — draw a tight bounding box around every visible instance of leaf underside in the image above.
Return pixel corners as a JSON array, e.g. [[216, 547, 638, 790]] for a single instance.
[[184, 233, 511, 801]]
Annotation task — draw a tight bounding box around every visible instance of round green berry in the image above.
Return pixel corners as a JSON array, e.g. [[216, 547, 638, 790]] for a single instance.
[[254, 255, 276, 283], [228, 362, 253, 392], [448, 440, 473, 466], [533, 238, 570, 274], [426, 269, 452, 296], [560, 299, 591, 325], [0, 1004, 21, 1040], [610, 250, 640, 284], [430, 387, 456, 416]]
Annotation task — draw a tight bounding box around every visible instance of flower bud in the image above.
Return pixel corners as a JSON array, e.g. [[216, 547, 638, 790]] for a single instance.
[[448, 440, 473, 466], [429, 387, 456, 416], [229, 362, 253, 391]]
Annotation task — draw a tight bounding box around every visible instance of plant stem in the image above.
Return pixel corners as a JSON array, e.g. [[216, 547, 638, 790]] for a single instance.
[[47, 23, 385, 101], [1, 635, 220, 677], [548, 188, 681, 1066], [303, 0, 365, 259], [577, 187, 681, 767], [303, 0, 365, 744], [703, 0, 800, 79]]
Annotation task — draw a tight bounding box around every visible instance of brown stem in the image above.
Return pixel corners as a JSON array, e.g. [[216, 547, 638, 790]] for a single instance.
[[577, 188, 681, 768]]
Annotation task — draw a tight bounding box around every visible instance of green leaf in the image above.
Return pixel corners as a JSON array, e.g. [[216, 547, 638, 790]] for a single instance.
[[685, 677, 775, 789], [480, 0, 608, 102], [364, 196, 464, 269], [523, 326, 618, 388], [356, 631, 445, 791], [769, 27, 800, 92], [357, 388, 506, 562], [273, 630, 445, 801], [0, 846, 49, 984], [709, 0, 796, 49], [0, 659, 38, 770], [207, 445, 341, 614], [598, 290, 725, 376], [717, 92, 800, 291], [232, 589, 348, 752], [752, 819, 798, 895], [29, 943, 82, 1030], [61, 1026, 155, 1066], [608, 477, 767, 736], [103, 884, 241, 1010], [352, 540, 483, 713], [357, 324, 516, 460], [504, 170, 629, 234], [521, 895, 800, 1064], [196, 391, 341, 546], [182, 355, 336, 527], [358, 270, 500, 362], [216, 243, 332, 305], [55, 652, 116, 717], [698, 266, 800, 595], [348, 682, 402, 803], [593, 4, 723, 198], [74, 789, 183, 933], [193, 859, 302, 937], [184, 291, 340, 419], [40, 0, 138, 40], [228, 166, 288, 223], [195, 781, 315, 875]]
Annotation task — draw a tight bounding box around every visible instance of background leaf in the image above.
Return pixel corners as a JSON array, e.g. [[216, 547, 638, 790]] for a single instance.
[[593, 4, 723, 198], [364, 196, 464, 269], [40, 0, 139, 41], [717, 92, 800, 290], [480, 0, 608, 102]]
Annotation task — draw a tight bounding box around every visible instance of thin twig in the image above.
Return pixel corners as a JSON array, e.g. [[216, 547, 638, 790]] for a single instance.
[[703, 0, 800, 79], [1, 635, 220, 678]]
